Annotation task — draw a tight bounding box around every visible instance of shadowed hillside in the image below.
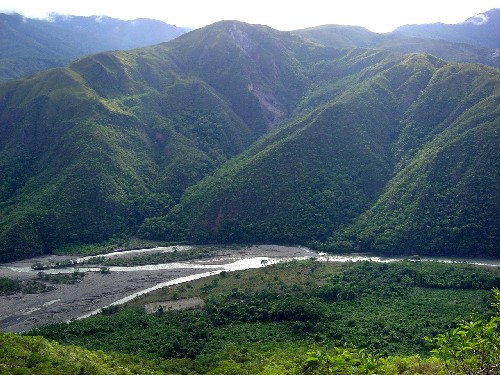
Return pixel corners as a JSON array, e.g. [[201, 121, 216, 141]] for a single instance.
[[394, 8, 500, 49], [141, 52, 499, 258], [0, 20, 498, 261]]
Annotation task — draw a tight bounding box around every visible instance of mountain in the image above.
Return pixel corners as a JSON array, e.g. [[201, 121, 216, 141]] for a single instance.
[[293, 23, 500, 68], [335, 62, 500, 257], [394, 8, 500, 49], [143, 51, 499, 258], [0, 21, 312, 261], [292, 25, 382, 49], [0, 13, 186, 83], [0, 19, 499, 262]]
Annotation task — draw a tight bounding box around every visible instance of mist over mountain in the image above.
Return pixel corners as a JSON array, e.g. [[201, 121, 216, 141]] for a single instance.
[[0, 12, 498, 262], [394, 8, 500, 49], [0, 13, 186, 83], [2, 8, 499, 84], [293, 17, 500, 68]]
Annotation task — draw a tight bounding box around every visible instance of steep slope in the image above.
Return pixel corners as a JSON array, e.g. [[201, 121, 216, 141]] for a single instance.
[[140, 55, 500, 257], [0, 46, 253, 261], [166, 21, 311, 133], [337, 63, 500, 257], [136, 54, 432, 242], [0, 13, 186, 83], [0, 22, 316, 262]]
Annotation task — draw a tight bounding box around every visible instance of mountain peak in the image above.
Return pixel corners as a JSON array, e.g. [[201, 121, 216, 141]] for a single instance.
[[168, 21, 307, 130], [464, 13, 490, 25], [464, 8, 500, 25]]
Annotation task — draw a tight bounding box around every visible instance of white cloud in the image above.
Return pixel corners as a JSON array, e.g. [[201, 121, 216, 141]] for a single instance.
[[466, 13, 490, 25], [0, 0, 498, 32]]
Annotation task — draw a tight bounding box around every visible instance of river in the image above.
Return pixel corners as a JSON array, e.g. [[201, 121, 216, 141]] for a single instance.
[[1, 244, 499, 332]]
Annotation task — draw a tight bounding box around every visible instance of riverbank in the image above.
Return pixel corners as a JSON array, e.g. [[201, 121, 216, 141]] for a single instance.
[[0, 245, 314, 332], [2, 244, 499, 333]]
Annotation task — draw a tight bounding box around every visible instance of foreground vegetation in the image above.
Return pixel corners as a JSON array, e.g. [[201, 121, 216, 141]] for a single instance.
[[15, 260, 498, 374], [0, 332, 166, 374]]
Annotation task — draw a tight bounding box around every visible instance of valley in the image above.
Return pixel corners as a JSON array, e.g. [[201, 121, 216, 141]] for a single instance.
[[17, 251, 500, 374], [1, 243, 499, 373], [0, 245, 314, 332], [0, 7, 499, 374], [2, 244, 498, 333]]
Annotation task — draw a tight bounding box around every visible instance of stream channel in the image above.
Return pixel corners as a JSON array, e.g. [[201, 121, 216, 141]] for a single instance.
[[1, 244, 499, 333]]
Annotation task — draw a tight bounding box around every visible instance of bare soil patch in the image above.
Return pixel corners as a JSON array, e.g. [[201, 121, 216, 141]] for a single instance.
[[144, 297, 205, 314]]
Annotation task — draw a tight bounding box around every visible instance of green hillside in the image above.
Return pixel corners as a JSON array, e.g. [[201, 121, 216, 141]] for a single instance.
[[0, 20, 499, 261], [0, 34, 262, 261], [0, 331, 167, 374], [293, 24, 500, 68], [141, 52, 499, 257], [0, 13, 186, 83], [338, 64, 500, 257]]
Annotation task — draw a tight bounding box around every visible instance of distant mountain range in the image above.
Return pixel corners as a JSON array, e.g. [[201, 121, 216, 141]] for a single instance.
[[394, 8, 500, 49], [1, 9, 499, 83], [292, 8, 500, 68], [0, 11, 498, 262], [0, 13, 186, 83]]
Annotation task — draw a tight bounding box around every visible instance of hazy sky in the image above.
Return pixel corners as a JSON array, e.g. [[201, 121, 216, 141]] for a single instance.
[[1, 0, 499, 32]]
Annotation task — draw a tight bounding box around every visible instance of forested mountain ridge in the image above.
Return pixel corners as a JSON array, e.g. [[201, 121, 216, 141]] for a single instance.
[[394, 8, 500, 49], [0, 13, 186, 83], [339, 63, 500, 257], [142, 52, 499, 258], [0, 19, 499, 262], [293, 11, 500, 69], [0, 21, 318, 261], [2, 8, 498, 84]]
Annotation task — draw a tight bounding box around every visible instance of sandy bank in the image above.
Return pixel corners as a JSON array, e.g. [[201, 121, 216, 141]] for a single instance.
[[0, 245, 314, 333]]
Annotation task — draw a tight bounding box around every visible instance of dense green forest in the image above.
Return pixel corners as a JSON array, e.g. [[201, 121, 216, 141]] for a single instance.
[[0, 19, 499, 262], [2, 260, 497, 374], [141, 54, 500, 257]]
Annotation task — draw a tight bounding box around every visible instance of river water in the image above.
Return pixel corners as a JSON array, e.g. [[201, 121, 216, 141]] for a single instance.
[[77, 256, 280, 320], [67, 252, 500, 320], [1, 245, 499, 328]]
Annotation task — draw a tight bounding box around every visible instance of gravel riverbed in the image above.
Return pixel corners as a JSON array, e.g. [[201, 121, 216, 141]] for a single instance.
[[0, 245, 314, 332]]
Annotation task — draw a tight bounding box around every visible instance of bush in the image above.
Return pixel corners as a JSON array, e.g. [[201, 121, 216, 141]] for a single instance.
[[426, 288, 500, 375]]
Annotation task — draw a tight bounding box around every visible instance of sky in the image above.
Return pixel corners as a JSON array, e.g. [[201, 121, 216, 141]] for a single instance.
[[1, 0, 499, 33]]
